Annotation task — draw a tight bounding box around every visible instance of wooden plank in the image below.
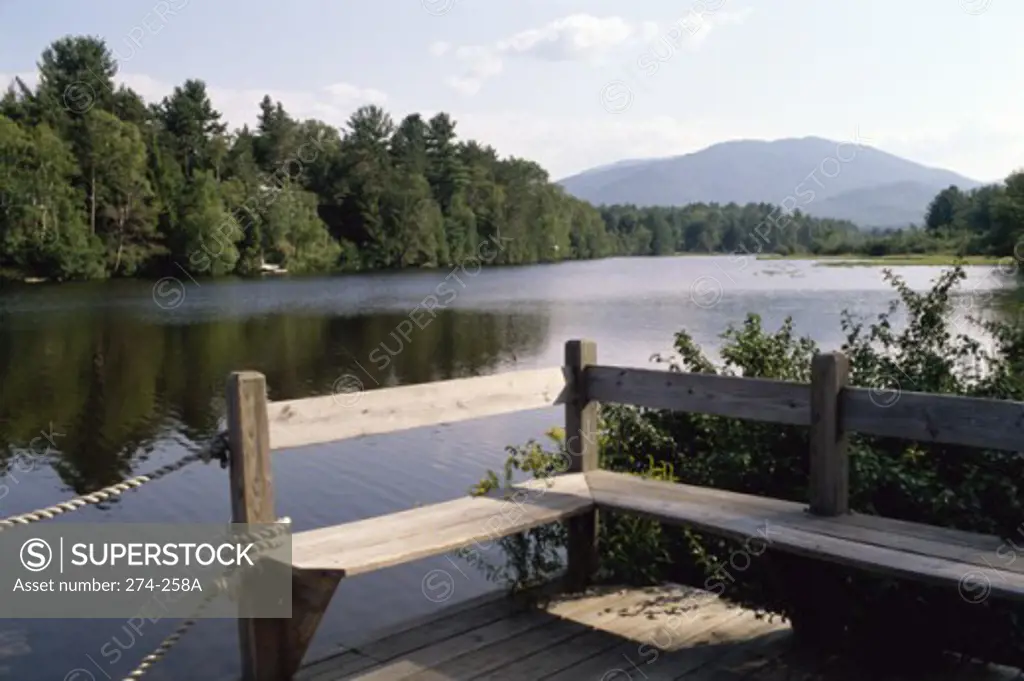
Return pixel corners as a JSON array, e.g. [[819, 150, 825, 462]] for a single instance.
[[843, 387, 1024, 452], [588, 470, 1024, 578], [469, 625, 624, 680], [299, 592, 528, 681], [739, 645, 831, 681], [341, 610, 557, 680], [294, 474, 590, 554], [676, 628, 792, 680], [809, 352, 850, 516], [464, 598, 647, 675], [291, 474, 594, 574], [832, 511, 1007, 552], [539, 599, 749, 680], [585, 470, 806, 518], [226, 371, 288, 681], [468, 586, 676, 681], [526, 607, 778, 681], [566, 339, 599, 591], [585, 472, 1024, 601], [587, 366, 811, 426], [787, 514, 1024, 577], [358, 588, 638, 681], [267, 367, 569, 450]]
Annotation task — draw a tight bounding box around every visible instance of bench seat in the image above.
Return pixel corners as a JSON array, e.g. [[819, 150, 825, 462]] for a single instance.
[[290, 469, 1024, 602], [587, 470, 1024, 601], [291, 473, 593, 575]]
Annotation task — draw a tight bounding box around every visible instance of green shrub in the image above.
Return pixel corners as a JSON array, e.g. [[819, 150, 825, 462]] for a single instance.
[[470, 265, 1024, 667]]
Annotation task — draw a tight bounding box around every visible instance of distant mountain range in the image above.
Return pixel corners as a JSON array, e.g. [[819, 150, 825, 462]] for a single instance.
[[558, 137, 985, 229]]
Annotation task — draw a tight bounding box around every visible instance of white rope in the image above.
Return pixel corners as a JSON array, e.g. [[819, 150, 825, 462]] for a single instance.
[[121, 518, 292, 680], [0, 432, 229, 531]]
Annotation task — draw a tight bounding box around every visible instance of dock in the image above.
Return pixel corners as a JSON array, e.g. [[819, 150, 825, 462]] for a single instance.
[[7, 339, 1024, 679], [296, 584, 1018, 680]]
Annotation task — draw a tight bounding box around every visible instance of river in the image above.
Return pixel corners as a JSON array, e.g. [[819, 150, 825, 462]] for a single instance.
[[0, 255, 1016, 680]]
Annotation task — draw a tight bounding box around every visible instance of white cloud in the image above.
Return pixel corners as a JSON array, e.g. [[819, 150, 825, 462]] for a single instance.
[[441, 45, 504, 96], [494, 15, 649, 61], [435, 9, 751, 96]]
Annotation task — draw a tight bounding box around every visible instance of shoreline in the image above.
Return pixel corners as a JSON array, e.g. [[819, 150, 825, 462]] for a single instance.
[[754, 253, 1005, 267]]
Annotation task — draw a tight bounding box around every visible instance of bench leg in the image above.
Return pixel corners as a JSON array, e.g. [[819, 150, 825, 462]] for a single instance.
[[243, 570, 342, 680]]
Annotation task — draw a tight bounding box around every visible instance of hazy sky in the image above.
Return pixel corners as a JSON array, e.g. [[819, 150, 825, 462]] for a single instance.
[[1, 0, 1020, 181]]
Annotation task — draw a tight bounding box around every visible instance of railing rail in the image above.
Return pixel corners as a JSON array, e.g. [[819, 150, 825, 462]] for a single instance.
[[265, 366, 569, 450], [260, 358, 1024, 454]]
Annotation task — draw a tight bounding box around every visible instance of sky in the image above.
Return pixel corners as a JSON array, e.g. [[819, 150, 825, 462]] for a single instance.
[[0, 0, 1021, 182]]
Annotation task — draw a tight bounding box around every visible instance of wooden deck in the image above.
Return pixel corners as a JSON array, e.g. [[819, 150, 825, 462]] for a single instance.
[[296, 585, 1021, 681]]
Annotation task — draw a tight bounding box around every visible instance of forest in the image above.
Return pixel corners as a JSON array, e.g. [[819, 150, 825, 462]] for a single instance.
[[2, 35, 1022, 282], [600, 174, 1024, 260]]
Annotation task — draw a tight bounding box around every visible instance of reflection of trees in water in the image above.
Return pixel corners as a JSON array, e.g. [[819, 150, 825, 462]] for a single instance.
[[0, 308, 550, 494]]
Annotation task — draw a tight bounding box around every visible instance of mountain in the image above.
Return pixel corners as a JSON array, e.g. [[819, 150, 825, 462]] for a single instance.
[[558, 137, 984, 228]]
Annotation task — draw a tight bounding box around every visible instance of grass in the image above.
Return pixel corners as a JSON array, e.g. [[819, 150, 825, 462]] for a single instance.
[[755, 253, 1006, 267]]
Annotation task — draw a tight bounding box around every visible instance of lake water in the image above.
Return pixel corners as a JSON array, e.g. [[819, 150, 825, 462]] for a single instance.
[[0, 256, 1017, 680]]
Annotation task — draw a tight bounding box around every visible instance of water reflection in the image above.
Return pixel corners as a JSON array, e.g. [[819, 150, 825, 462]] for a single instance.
[[0, 306, 550, 494]]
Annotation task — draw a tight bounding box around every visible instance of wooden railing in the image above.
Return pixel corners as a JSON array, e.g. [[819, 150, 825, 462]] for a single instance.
[[224, 340, 1024, 680]]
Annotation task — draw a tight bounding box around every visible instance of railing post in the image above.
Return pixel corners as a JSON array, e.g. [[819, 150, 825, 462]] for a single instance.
[[227, 371, 286, 681], [565, 339, 599, 591], [809, 352, 850, 516]]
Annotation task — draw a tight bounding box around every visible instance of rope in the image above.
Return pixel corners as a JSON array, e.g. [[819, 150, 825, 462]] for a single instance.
[[121, 518, 292, 680], [2, 428, 284, 680], [0, 432, 230, 531]]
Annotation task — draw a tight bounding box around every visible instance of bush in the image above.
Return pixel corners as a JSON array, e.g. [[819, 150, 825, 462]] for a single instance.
[[470, 266, 1024, 668]]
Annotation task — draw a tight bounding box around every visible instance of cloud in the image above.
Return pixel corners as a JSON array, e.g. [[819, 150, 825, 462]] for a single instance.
[[433, 8, 750, 95], [493, 14, 656, 61], [429, 41, 451, 57], [441, 45, 504, 96], [433, 14, 657, 95]]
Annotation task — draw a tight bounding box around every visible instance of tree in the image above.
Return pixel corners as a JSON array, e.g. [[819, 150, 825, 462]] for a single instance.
[[254, 96, 300, 174], [81, 111, 158, 274], [156, 80, 226, 178], [35, 35, 117, 129], [262, 186, 341, 273], [991, 172, 1024, 257], [382, 171, 442, 267], [0, 116, 104, 279], [171, 170, 239, 276], [925, 185, 967, 231]]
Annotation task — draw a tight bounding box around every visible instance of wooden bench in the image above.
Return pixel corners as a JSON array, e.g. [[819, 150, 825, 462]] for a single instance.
[[224, 341, 1024, 680]]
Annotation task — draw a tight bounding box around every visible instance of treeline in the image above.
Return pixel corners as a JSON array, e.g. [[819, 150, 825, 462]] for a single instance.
[[832, 176, 1024, 258], [598, 203, 863, 256], [600, 169, 1024, 259], [0, 35, 878, 282], [0, 35, 624, 281]]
